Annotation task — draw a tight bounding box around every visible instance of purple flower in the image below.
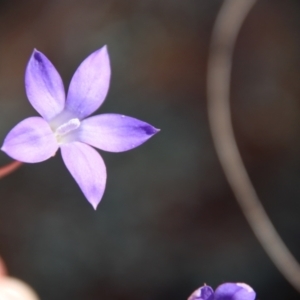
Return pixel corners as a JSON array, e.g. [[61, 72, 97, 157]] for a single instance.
[[1, 46, 159, 209], [188, 283, 256, 300]]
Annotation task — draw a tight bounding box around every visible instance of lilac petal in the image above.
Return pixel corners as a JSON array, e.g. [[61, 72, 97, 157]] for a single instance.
[[65, 46, 111, 119], [188, 285, 214, 300], [25, 49, 65, 121], [77, 114, 159, 152], [1, 117, 58, 163], [214, 283, 256, 300], [60, 142, 106, 209]]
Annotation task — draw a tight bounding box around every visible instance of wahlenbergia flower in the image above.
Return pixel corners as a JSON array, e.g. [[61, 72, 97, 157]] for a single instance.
[[1, 46, 159, 209], [188, 283, 256, 300]]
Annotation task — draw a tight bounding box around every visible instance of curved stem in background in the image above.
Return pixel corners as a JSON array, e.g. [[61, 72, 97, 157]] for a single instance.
[[0, 160, 22, 179], [207, 0, 300, 292]]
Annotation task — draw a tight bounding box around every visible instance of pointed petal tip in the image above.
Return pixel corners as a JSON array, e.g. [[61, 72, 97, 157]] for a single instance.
[[142, 125, 160, 136], [1, 145, 9, 155], [91, 202, 99, 210], [99, 45, 108, 54], [92, 45, 109, 58], [88, 194, 103, 210], [30, 49, 46, 63], [32, 50, 45, 64], [154, 127, 161, 133], [1, 143, 11, 155]]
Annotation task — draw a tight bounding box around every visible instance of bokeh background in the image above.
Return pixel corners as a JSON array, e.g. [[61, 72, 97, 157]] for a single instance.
[[0, 0, 300, 299]]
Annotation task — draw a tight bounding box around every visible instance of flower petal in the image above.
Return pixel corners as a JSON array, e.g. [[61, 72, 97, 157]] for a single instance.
[[60, 142, 106, 209], [214, 283, 256, 300], [188, 285, 214, 300], [65, 46, 111, 119], [77, 114, 159, 152], [1, 117, 58, 163], [25, 49, 65, 121]]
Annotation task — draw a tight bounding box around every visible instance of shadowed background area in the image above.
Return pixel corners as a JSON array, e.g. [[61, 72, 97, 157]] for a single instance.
[[0, 0, 300, 299]]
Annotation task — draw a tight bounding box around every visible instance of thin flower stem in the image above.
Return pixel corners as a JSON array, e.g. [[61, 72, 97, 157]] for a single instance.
[[207, 0, 300, 292], [0, 161, 22, 277], [0, 160, 22, 179], [0, 257, 7, 277]]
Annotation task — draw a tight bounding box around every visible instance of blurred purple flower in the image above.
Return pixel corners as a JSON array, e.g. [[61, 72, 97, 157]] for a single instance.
[[188, 283, 256, 300], [1, 46, 159, 209]]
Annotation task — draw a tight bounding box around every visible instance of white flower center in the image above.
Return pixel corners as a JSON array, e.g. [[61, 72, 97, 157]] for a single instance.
[[54, 118, 81, 144], [55, 118, 80, 135]]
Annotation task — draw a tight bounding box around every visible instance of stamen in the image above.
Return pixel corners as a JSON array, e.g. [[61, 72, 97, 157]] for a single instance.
[[55, 118, 81, 136]]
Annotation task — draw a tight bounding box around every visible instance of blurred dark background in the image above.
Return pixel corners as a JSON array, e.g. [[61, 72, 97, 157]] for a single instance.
[[0, 0, 300, 299]]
